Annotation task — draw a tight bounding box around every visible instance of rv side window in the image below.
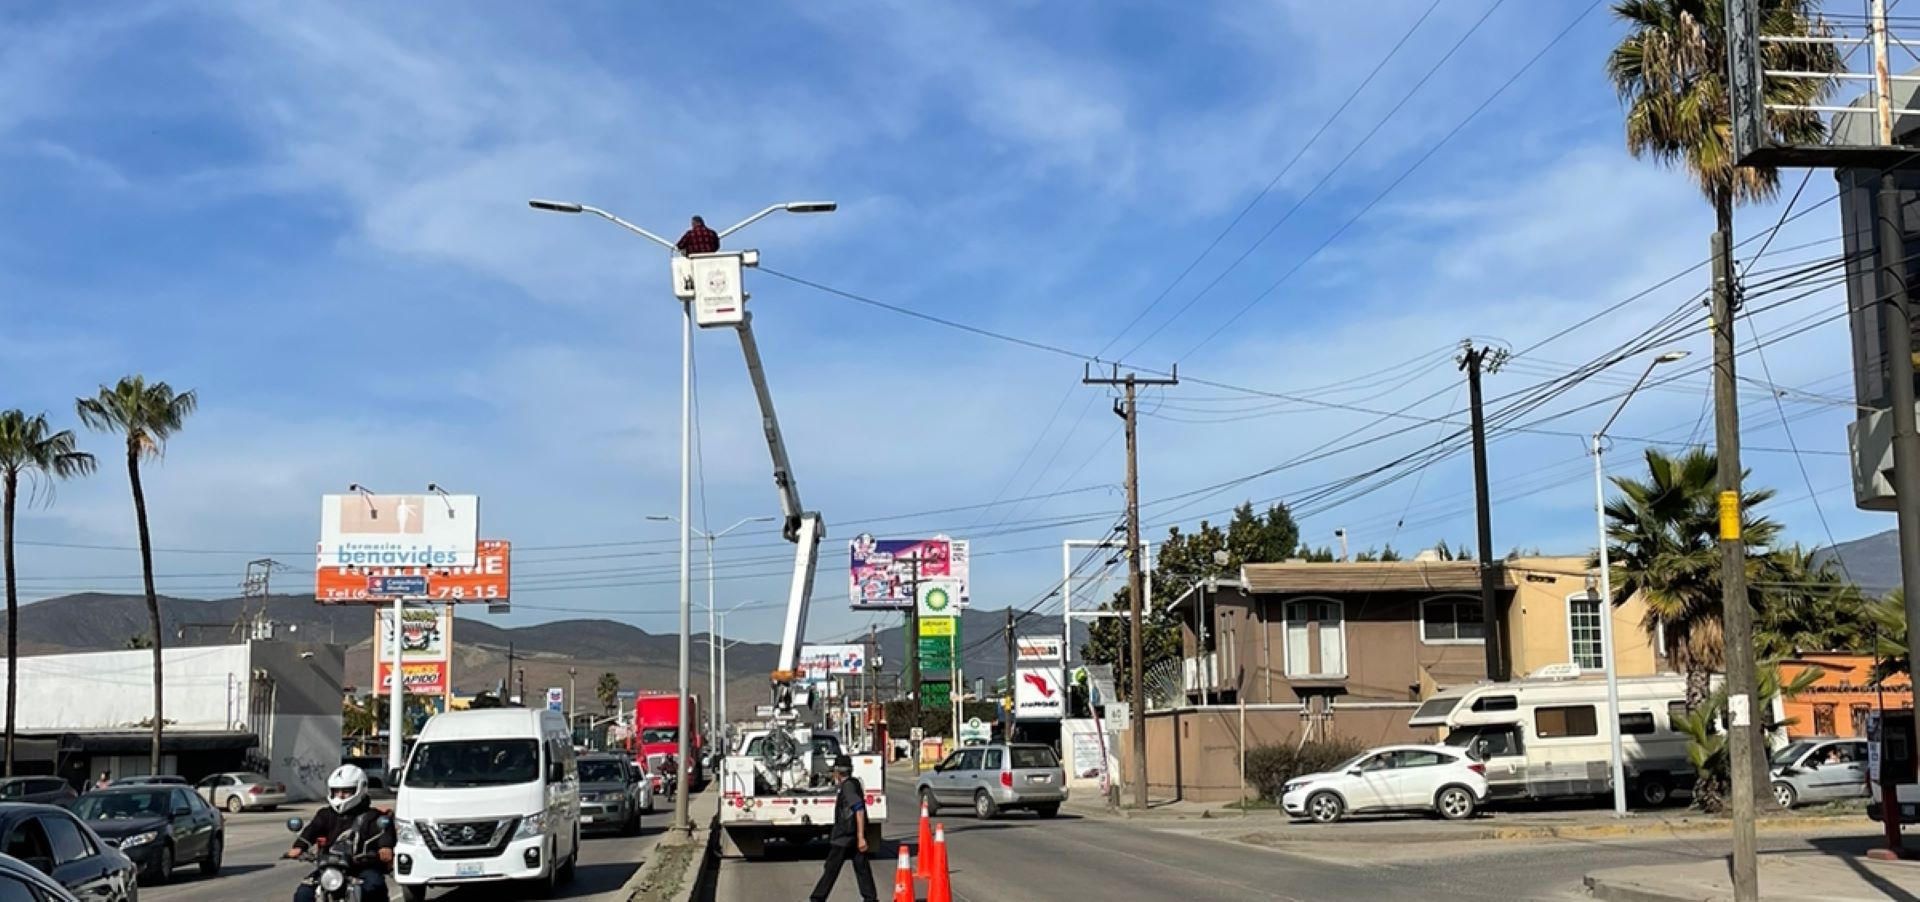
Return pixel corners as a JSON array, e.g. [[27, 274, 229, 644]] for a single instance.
[[1471, 695, 1517, 713], [1619, 712, 1656, 735], [1413, 696, 1462, 722], [1535, 705, 1598, 738]]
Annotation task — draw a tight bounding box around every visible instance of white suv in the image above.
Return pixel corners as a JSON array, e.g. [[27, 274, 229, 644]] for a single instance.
[[1281, 744, 1488, 823]]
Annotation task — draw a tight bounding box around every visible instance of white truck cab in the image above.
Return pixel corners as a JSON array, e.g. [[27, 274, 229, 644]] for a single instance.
[[392, 708, 580, 901], [719, 727, 886, 859]]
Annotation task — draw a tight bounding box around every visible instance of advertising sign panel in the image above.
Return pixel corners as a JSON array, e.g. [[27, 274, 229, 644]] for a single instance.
[[916, 579, 962, 619], [317, 539, 511, 604], [616, 689, 639, 725], [848, 535, 969, 609], [1014, 662, 1065, 720], [373, 607, 451, 662], [319, 493, 478, 568], [921, 679, 951, 710], [798, 644, 866, 680], [376, 660, 451, 696], [918, 637, 953, 671], [1016, 636, 1063, 662], [546, 687, 564, 713], [690, 253, 746, 328], [917, 615, 955, 638]]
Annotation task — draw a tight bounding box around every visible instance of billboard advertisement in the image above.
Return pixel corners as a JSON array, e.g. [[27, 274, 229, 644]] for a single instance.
[[849, 535, 969, 609], [798, 644, 866, 680], [916, 579, 962, 619], [376, 660, 451, 697], [1016, 636, 1063, 662], [319, 493, 479, 569], [317, 539, 511, 604], [546, 687, 565, 713], [373, 607, 451, 662], [1015, 662, 1065, 720]]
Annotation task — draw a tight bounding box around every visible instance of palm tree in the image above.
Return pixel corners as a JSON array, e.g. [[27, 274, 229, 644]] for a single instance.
[[1607, 0, 1838, 238], [597, 672, 621, 715], [1755, 544, 1870, 659], [1603, 447, 1779, 708], [76, 377, 196, 774], [0, 411, 95, 776]]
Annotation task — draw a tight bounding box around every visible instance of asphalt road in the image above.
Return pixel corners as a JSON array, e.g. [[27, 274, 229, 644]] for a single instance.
[[139, 807, 665, 902], [715, 797, 1891, 901]]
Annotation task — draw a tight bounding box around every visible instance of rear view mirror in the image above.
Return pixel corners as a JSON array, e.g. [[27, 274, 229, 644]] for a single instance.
[[387, 768, 404, 788], [1346, 769, 1363, 778], [285, 817, 304, 833]]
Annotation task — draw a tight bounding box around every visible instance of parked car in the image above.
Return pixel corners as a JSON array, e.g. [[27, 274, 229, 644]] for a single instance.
[[1771, 736, 1870, 808], [0, 778, 77, 806], [577, 754, 649, 835], [0, 852, 88, 901], [1281, 744, 1488, 823], [194, 772, 288, 813], [0, 803, 139, 900], [916, 743, 1066, 820], [108, 776, 188, 788], [70, 785, 223, 886]]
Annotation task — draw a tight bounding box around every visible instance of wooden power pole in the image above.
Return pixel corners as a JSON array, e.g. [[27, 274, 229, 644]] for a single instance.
[[1458, 343, 1509, 681], [1084, 363, 1177, 810]]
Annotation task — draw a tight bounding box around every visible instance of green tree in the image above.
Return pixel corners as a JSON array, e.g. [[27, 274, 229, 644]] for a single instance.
[[1353, 545, 1402, 562], [596, 672, 621, 714], [1671, 661, 1820, 812], [1604, 447, 1779, 710], [1755, 545, 1870, 659], [342, 695, 376, 737], [1081, 502, 1301, 703], [125, 633, 153, 650], [77, 376, 197, 774], [0, 411, 95, 776], [1866, 590, 1909, 679], [1607, 0, 1838, 246]]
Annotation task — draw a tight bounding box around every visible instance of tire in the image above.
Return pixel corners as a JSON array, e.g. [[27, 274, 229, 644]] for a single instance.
[[1635, 776, 1672, 809], [920, 786, 940, 817], [1035, 803, 1060, 819], [1774, 781, 1798, 809], [558, 829, 578, 884], [225, 795, 244, 814], [973, 790, 999, 820], [198, 836, 222, 877], [1435, 786, 1476, 821], [1306, 791, 1345, 824], [142, 844, 173, 886], [401, 884, 429, 902]]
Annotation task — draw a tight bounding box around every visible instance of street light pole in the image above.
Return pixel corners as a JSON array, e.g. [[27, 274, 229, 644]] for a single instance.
[[1592, 350, 1688, 818], [650, 515, 775, 749], [531, 197, 833, 835]]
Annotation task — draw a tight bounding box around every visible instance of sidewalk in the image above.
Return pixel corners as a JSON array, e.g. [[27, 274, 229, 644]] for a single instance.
[[1585, 851, 1920, 902]]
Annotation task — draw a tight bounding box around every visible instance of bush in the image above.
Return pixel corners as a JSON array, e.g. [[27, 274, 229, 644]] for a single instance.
[[1244, 738, 1367, 801]]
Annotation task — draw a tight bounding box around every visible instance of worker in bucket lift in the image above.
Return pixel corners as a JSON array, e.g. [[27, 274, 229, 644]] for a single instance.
[[676, 215, 720, 255], [809, 755, 877, 902]]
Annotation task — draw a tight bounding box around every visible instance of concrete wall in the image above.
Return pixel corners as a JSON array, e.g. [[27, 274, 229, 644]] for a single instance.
[[1124, 705, 1430, 803], [0, 645, 251, 730], [249, 641, 346, 802]]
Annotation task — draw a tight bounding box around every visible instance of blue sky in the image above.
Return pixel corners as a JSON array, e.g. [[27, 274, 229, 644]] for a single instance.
[[0, 0, 1882, 650]]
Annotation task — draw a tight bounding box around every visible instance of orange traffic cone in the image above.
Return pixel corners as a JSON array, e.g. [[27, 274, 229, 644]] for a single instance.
[[914, 801, 934, 878], [893, 845, 916, 902], [927, 822, 952, 902]]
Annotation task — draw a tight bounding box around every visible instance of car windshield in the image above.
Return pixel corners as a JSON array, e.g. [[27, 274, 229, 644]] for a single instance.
[[72, 791, 168, 820], [579, 760, 625, 784], [405, 739, 541, 788], [1011, 747, 1057, 769], [641, 727, 677, 745], [1771, 741, 1819, 767]]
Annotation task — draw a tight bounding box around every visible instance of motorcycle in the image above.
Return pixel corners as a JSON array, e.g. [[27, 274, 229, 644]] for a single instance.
[[284, 817, 384, 902], [652, 754, 679, 800]]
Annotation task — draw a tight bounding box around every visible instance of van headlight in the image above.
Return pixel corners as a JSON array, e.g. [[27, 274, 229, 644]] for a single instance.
[[120, 831, 159, 848], [394, 819, 420, 844], [319, 868, 348, 893], [513, 812, 547, 840]]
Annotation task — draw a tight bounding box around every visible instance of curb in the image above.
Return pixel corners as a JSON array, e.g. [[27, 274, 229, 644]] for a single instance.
[[1225, 813, 1862, 848], [614, 790, 719, 902], [1582, 874, 1701, 902]]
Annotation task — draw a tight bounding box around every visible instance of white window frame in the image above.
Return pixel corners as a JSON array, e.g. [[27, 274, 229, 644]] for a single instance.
[[1281, 596, 1347, 679], [1566, 591, 1605, 671], [1418, 593, 1487, 646]]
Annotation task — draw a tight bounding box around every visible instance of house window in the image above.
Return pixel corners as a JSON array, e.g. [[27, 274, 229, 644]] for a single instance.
[[1536, 705, 1598, 738], [1284, 599, 1345, 677], [1421, 597, 1486, 643], [1813, 704, 1836, 736], [1853, 704, 1873, 736], [1567, 594, 1604, 671]]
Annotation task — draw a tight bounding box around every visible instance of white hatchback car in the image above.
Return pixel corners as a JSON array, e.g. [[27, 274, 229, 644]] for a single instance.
[[1281, 744, 1488, 823]]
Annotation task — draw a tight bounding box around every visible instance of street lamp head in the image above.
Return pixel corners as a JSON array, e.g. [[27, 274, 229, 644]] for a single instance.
[[784, 201, 837, 214], [646, 514, 674, 522], [1654, 351, 1691, 364], [749, 515, 777, 524], [528, 199, 584, 214]]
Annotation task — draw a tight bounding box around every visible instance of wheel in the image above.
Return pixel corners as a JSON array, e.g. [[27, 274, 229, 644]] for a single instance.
[[225, 795, 244, 814], [558, 830, 578, 884], [920, 786, 940, 816], [1307, 791, 1345, 824], [1774, 781, 1798, 809], [401, 884, 429, 902], [142, 844, 173, 886], [973, 790, 999, 820], [1635, 776, 1672, 809], [1435, 786, 1476, 821], [1035, 803, 1060, 819], [198, 836, 222, 877]]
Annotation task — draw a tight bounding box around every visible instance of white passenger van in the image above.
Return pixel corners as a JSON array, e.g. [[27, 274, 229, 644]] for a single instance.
[[393, 708, 580, 901], [1408, 670, 1712, 808]]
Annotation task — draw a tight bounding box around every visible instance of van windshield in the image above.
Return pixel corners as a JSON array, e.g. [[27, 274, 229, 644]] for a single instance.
[[406, 739, 540, 788]]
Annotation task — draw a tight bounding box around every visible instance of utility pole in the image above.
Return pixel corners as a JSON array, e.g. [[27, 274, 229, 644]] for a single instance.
[[1713, 214, 1762, 901], [1084, 363, 1178, 810], [505, 642, 515, 703], [903, 555, 924, 775], [1459, 342, 1510, 681], [1004, 608, 1016, 740], [238, 558, 284, 641]]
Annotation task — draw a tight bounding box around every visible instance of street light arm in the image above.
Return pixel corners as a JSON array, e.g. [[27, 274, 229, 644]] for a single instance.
[[1596, 360, 1662, 442], [718, 204, 790, 240], [715, 515, 777, 540], [580, 205, 678, 252]]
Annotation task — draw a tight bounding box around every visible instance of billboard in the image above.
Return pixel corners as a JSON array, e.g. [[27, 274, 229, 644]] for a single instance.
[[918, 616, 956, 638], [1015, 662, 1065, 720], [1016, 636, 1063, 662], [848, 535, 969, 609], [317, 539, 511, 604], [916, 579, 962, 619], [798, 644, 866, 680], [376, 660, 451, 697], [373, 607, 451, 662], [319, 493, 478, 569], [546, 687, 565, 713]]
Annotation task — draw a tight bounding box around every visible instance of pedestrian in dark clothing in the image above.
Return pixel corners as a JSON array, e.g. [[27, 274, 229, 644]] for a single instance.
[[810, 754, 877, 902], [677, 216, 720, 255]]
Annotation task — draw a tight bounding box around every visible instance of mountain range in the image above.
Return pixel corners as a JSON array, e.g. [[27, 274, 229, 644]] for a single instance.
[[1818, 528, 1902, 596]]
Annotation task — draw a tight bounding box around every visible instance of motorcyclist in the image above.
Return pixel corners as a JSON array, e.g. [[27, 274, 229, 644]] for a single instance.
[[284, 764, 393, 901]]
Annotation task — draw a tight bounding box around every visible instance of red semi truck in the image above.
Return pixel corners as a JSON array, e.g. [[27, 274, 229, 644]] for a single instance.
[[629, 692, 704, 792]]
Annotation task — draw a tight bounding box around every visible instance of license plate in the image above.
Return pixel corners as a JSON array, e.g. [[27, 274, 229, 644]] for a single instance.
[[582, 815, 596, 823], [1028, 775, 1051, 784], [456, 863, 484, 878]]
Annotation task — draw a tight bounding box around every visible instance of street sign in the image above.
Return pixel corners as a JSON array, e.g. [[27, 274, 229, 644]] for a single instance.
[[546, 687, 564, 713], [370, 575, 428, 596], [317, 539, 512, 604]]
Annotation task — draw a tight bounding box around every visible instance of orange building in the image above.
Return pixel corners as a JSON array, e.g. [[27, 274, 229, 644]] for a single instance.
[[1778, 653, 1912, 738]]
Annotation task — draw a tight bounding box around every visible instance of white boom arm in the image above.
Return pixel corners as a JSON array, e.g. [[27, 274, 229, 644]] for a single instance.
[[734, 313, 821, 716]]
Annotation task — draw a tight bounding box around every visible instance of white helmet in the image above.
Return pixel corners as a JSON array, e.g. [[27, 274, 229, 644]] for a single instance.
[[326, 764, 368, 814]]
